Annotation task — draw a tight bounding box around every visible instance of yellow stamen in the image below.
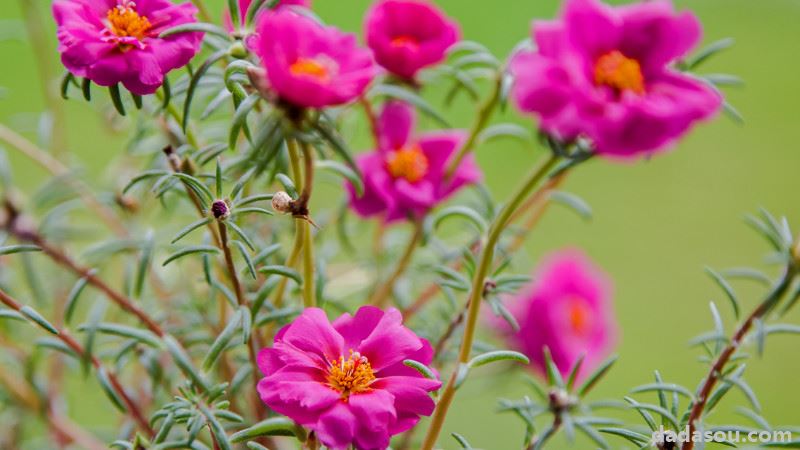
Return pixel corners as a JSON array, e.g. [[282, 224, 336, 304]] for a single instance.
[[566, 297, 592, 335], [386, 144, 428, 183], [594, 50, 645, 95], [391, 35, 419, 50], [290, 58, 331, 82], [326, 350, 376, 401], [107, 3, 151, 41]]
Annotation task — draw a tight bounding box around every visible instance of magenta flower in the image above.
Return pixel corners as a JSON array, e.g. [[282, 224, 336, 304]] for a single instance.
[[346, 101, 481, 223], [510, 0, 722, 159], [53, 0, 203, 95], [258, 306, 441, 450], [223, 0, 310, 31], [492, 249, 618, 382], [253, 10, 376, 109], [364, 0, 460, 80]]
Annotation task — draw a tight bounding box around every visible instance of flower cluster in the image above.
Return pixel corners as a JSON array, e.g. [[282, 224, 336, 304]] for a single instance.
[[0, 0, 753, 449]]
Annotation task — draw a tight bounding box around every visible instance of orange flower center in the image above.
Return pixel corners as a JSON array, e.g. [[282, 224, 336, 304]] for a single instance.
[[107, 3, 151, 41], [391, 35, 420, 50], [290, 57, 331, 82], [593, 50, 645, 94], [386, 144, 429, 183], [326, 351, 376, 401], [566, 297, 592, 335]]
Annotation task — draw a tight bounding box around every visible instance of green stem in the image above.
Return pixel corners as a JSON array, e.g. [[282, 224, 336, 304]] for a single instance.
[[272, 222, 304, 308], [421, 154, 559, 450], [444, 75, 503, 180], [156, 88, 199, 148], [301, 219, 316, 308], [368, 220, 424, 307], [190, 0, 212, 22]]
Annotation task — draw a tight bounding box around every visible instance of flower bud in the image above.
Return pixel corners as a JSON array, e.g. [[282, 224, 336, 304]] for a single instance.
[[211, 199, 230, 220], [271, 191, 293, 214]]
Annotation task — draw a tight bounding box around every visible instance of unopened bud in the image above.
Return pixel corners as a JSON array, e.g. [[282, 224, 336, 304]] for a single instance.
[[271, 191, 293, 214], [211, 199, 230, 220]]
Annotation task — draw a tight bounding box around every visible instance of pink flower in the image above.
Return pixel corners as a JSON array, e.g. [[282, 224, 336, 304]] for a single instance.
[[364, 0, 460, 80], [258, 307, 441, 450], [253, 10, 376, 108], [53, 0, 203, 95], [223, 0, 310, 31], [492, 249, 618, 382], [346, 101, 481, 223], [510, 0, 722, 159]]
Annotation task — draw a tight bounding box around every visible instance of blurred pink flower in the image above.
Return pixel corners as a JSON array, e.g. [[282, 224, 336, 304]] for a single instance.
[[223, 0, 310, 31], [53, 0, 203, 95], [346, 101, 481, 223], [364, 0, 460, 80], [510, 0, 722, 159], [258, 306, 441, 450], [492, 249, 618, 382], [253, 9, 376, 108]]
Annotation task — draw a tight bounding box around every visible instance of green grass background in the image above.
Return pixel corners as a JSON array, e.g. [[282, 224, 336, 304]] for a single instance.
[[1, 0, 799, 448]]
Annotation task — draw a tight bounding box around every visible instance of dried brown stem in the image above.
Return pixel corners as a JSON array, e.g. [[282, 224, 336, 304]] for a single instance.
[[0, 288, 154, 436]]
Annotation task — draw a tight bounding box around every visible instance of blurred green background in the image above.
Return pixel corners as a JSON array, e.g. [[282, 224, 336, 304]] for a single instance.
[[1, 0, 799, 448]]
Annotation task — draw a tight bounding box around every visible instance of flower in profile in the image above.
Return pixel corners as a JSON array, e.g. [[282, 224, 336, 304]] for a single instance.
[[491, 249, 618, 382], [510, 0, 722, 159], [53, 0, 203, 95], [346, 101, 481, 223], [258, 306, 441, 450], [252, 9, 376, 109], [223, 0, 310, 32], [364, 0, 460, 81]]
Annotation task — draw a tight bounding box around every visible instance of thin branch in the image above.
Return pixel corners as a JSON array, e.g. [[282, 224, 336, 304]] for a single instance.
[[682, 265, 797, 450], [0, 288, 154, 436], [369, 220, 424, 307]]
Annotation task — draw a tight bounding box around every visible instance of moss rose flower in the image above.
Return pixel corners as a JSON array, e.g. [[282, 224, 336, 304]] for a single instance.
[[492, 249, 618, 382], [53, 0, 203, 95], [364, 0, 460, 81], [510, 0, 722, 159], [346, 101, 481, 223], [257, 306, 441, 450], [253, 9, 376, 108]]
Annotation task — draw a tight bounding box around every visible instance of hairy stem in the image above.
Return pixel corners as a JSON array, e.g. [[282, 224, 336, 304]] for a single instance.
[[421, 154, 559, 450], [682, 265, 797, 450], [444, 74, 503, 180], [369, 220, 424, 307], [0, 288, 154, 436]]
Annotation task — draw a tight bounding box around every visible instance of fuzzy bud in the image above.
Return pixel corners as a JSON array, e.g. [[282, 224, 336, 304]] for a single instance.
[[271, 191, 294, 214], [211, 199, 230, 220]]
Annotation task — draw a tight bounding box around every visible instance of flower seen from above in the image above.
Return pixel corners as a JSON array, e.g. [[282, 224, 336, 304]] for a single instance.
[[53, 0, 203, 95], [347, 101, 481, 223], [510, 0, 722, 159], [253, 9, 376, 109], [257, 306, 441, 450], [365, 0, 461, 80]]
